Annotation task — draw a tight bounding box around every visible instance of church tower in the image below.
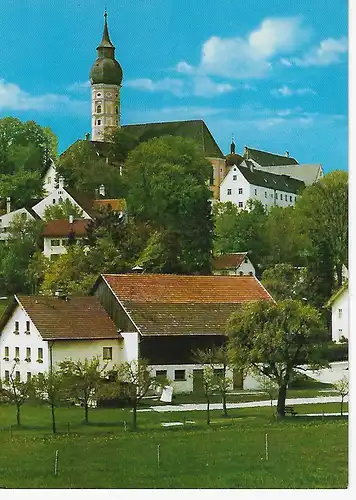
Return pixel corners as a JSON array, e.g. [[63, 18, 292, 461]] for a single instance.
[[89, 12, 123, 142]]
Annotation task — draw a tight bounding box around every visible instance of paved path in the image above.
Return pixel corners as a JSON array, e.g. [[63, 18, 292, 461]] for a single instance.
[[138, 395, 348, 413]]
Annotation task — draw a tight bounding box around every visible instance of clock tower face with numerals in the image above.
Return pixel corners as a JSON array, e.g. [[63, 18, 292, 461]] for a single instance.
[[89, 12, 123, 142]]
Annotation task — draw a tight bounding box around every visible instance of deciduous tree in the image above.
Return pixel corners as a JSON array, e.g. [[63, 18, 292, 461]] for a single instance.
[[58, 357, 108, 423], [124, 136, 214, 274], [228, 299, 327, 417], [0, 364, 33, 426]]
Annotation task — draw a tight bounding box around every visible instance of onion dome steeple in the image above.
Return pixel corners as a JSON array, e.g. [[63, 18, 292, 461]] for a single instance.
[[89, 12, 123, 86]]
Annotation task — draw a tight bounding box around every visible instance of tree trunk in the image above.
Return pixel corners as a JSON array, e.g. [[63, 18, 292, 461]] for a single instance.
[[277, 384, 287, 417], [84, 402, 89, 424], [340, 396, 344, 416], [51, 403, 56, 434], [222, 393, 228, 417], [207, 399, 210, 425], [132, 403, 137, 430], [16, 404, 21, 426]]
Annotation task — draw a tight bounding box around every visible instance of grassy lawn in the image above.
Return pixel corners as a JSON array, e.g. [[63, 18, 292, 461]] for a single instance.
[[0, 402, 348, 488]]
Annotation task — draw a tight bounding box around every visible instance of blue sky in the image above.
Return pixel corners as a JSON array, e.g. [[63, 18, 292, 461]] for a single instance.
[[0, 0, 348, 172]]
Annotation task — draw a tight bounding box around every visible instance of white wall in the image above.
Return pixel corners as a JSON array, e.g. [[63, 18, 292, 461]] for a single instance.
[[0, 303, 49, 382], [92, 83, 120, 141], [122, 332, 139, 363], [331, 289, 348, 342], [32, 188, 92, 220], [43, 162, 57, 194], [149, 363, 234, 394], [51, 338, 124, 370]]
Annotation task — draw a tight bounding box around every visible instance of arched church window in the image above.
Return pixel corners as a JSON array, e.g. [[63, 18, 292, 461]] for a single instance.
[[97, 119, 101, 125], [116, 106, 119, 114], [96, 104, 102, 113]]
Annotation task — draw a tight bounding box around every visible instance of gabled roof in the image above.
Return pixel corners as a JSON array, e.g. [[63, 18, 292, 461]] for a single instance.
[[99, 274, 272, 336], [41, 219, 90, 237], [254, 164, 323, 186], [244, 147, 298, 166], [65, 188, 95, 218], [212, 253, 248, 270], [237, 164, 305, 194], [0, 296, 120, 341], [122, 120, 224, 159], [325, 281, 348, 308]]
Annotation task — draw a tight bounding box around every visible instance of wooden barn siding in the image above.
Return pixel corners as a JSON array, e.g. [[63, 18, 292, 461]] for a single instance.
[[94, 280, 136, 332], [140, 335, 227, 364]]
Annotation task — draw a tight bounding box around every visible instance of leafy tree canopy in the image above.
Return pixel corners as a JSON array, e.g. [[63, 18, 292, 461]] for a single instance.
[[228, 299, 328, 417], [124, 135, 214, 274], [43, 199, 84, 221]]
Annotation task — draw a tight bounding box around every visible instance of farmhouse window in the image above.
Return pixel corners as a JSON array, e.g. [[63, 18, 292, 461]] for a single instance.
[[254, 189, 257, 195], [37, 348, 43, 361], [280, 194, 283, 200], [275, 192, 278, 198], [15, 347, 20, 358], [5, 346, 9, 357], [285, 195, 288, 201], [174, 370, 186, 381], [156, 370, 167, 378], [238, 188, 243, 194], [25, 321, 30, 333], [15, 371, 20, 381], [227, 189, 232, 195], [103, 347, 113, 360], [265, 192, 267, 198], [233, 175, 237, 181], [27, 372, 32, 381], [214, 368, 224, 378], [239, 271, 243, 276], [26, 347, 31, 361], [14, 321, 19, 333], [51, 239, 60, 247], [338, 309, 342, 318], [290, 196, 292, 202], [4, 370, 9, 381], [238, 202, 243, 208]]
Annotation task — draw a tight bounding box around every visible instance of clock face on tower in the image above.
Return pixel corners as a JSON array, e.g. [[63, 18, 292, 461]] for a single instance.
[[105, 92, 112, 98]]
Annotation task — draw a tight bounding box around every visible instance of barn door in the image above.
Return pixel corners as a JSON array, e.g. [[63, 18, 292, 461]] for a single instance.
[[193, 369, 204, 394]]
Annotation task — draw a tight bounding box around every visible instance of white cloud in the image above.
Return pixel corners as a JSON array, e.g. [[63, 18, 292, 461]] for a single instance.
[[126, 78, 187, 97], [67, 81, 90, 92], [271, 85, 317, 97], [176, 16, 311, 79], [284, 36, 348, 67], [126, 75, 235, 98], [0, 78, 88, 114]]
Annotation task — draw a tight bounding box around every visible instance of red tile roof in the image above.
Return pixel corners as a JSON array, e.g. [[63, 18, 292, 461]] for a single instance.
[[103, 273, 268, 303], [212, 253, 248, 270], [15, 296, 120, 340], [41, 219, 90, 237], [100, 274, 272, 336], [92, 198, 126, 212]]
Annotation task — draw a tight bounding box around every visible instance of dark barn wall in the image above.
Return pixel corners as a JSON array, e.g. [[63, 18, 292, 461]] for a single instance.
[[140, 335, 227, 364], [94, 280, 136, 332]]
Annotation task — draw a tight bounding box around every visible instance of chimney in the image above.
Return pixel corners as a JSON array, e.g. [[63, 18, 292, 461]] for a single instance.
[[285, 151, 290, 157], [99, 184, 105, 197], [6, 197, 11, 214], [58, 176, 65, 189], [69, 215, 74, 224]]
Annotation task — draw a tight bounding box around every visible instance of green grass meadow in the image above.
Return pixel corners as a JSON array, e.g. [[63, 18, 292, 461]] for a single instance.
[[0, 401, 348, 489]]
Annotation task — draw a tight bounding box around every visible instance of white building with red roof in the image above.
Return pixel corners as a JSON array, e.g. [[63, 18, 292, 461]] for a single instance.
[[212, 252, 255, 276]]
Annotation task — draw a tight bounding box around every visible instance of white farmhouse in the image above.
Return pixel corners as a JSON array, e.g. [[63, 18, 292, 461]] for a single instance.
[[212, 252, 255, 276], [326, 281, 349, 343], [0, 207, 38, 241], [41, 218, 90, 260], [220, 162, 305, 210], [0, 295, 123, 383]]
